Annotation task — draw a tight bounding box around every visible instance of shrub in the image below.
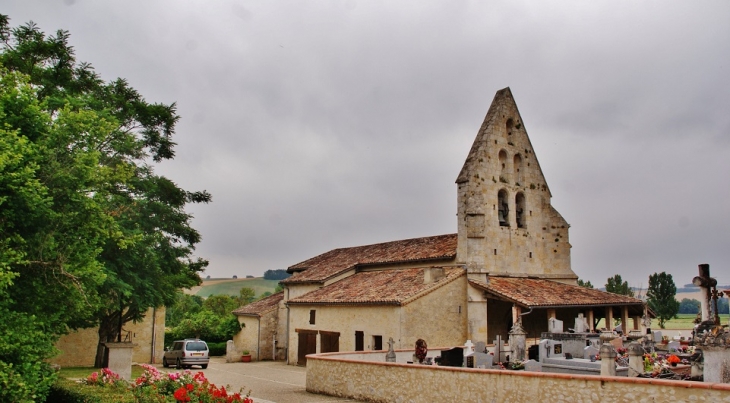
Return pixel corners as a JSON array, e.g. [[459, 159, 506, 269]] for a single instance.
[[207, 342, 227, 356]]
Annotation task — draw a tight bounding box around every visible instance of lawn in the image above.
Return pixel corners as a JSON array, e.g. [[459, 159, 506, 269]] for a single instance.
[[59, 365, 145, 380], [195, 278, 280, 298]]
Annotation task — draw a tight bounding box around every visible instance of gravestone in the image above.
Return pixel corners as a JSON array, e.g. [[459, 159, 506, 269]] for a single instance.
[[493, 335, 508, 362], [473, 352, 493, 368], [439, 347, 464, 367], [464, 340, 475, 355], [524, 359, 541, 372], [666, 341, 681, 352], [653, 331, 663, 343], [509, 321, 527, 362], [475, 341, 487, 354], [385, 337, 396, 363], [584, 345, 599, 361], [574, 313, 589, 333], [549, 318, 564, 333]]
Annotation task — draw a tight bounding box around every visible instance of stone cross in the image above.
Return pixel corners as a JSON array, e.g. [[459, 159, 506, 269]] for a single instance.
[[464, 339, 474, 356], [385, 337, 396, 363], [692, 264, 718, 323]]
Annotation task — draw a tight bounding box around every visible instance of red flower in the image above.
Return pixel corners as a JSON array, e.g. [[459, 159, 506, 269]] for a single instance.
[[667, 354, 681, 364], [173, 386, 191, 402], [186, 383, 194, 391]]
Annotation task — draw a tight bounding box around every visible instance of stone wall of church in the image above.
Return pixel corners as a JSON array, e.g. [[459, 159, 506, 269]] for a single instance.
[[456, 88, 574, 281], [306, 353, 730, 402], [402, 276, 468, 349]]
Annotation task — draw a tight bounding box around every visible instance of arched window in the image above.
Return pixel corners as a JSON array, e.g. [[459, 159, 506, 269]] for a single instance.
[[498, 149, 508, 179], [515, 192, 526, 228], [506, 118, 514, 136], [514, 154, 523, 185], [498, 189, 509, 227]]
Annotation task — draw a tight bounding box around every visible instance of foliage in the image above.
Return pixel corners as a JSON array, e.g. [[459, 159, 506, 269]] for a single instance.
[[204, 294, 240, 317], [678, 298, 700, 314], [605, 274, 634, 297], [206, 342, 227, 357], [133, 364, 252, 402], [0, 14, 211, 370], [577, 278, 594, 288], [237, 287, 256, 306], [47, 378, 137, 403], [0, 306, 58, 403], [166, 292, 204, 328], [83, 367, 125, 388], [263, 269, 290, 281], [646, 272, 680, 329], [719, 298, 729, 315]]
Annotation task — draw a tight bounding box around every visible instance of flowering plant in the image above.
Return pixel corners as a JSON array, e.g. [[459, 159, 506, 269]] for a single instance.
[[84, 367, 124, 387], [667, 354, 680, 364], [133, 365, 252, 403]]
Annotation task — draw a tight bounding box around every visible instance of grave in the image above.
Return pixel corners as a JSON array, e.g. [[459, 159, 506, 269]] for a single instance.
[[537, 339, 628, 376], [438, 347, 464, 367], [540, 332, 600, 359]]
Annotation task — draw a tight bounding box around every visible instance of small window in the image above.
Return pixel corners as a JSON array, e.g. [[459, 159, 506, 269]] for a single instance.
[[309, 310, 316, 325], [355, 331, 364, 351], [373, 335, 383, 350]]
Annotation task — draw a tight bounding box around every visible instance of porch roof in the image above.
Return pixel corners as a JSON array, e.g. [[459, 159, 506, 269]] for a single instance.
[[469, 277, 645, 310]]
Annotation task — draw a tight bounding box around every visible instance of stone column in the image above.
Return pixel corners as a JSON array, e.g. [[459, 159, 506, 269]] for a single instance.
[[508, 321, 527, 362], [104, 342, 135, 381], [620, 306, 629, 334], [627, 342, 644, 377], [587, 309, 595, 332], [600, 343, 617, 377], [605, 307, 614, 331], [632, 316, 640, 331], [315, 332, 321, 354], [225, 340, 237, 363]]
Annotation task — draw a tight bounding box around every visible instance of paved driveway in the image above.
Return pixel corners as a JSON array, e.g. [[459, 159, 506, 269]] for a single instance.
[[163, 357, 359, 403]]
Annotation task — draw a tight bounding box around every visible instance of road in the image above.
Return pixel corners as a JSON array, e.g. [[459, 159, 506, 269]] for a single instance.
[[160, 357, 360, 403]]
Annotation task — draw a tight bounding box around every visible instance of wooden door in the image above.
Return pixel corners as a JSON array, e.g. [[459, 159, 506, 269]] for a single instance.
[[297, 331, 317, 366], [320, 332, 340, 353]]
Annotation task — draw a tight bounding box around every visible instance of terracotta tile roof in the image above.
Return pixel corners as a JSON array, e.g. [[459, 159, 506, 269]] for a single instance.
[[232, 291, 283, 317], [469, 277, 644, 308], [287, 267, 464, 306], [282, 234, 457, 284]]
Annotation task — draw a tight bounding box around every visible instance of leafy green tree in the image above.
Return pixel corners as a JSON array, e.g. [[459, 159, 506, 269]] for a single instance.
[[175, 311, 221, 340], [263, 269, 291, 280], [678, 298, 700, 314], [204, 294, 239, 317], [165, 292, 204, 328], [646, 272, 680, 329], [237, 287, 256, 307], [605, 274, 634, 297], [577, 278, 594, 288], [0, 15, 210, 370]]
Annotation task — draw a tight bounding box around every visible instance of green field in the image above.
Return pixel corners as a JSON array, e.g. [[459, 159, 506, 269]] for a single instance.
[[194, 278, 280, 298], [595, 313, 729, 330]]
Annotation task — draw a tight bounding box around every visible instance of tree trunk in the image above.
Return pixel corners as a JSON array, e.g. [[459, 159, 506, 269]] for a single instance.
[[94, 311, 121, 368]]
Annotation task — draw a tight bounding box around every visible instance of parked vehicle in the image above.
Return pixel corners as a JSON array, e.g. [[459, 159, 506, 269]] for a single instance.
[[163, 339, 209, 369]]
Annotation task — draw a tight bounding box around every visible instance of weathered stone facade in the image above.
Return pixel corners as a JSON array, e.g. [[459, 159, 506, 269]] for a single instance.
[[456, 88, 573, 281], [51, 307, 165, 367]]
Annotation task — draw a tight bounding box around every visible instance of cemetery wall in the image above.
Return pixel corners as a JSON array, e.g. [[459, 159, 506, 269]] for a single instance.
[[306, 352, 730, 403], [51, 307, 165, 367]]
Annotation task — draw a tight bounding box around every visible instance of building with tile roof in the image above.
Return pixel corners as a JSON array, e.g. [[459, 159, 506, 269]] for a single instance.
[[234, 88, 646, 365]]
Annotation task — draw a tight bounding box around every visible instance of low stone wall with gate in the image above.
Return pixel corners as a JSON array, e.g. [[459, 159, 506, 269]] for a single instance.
[[306, 350, 730, 403]]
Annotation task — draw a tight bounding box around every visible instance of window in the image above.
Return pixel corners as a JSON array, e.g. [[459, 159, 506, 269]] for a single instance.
[[373, 335, 383, 350], [498, 189, 509, 227], [309, 310, 316, 325], [514, 154, 523, 184], [355, 331, 364, 351], [516, 192, 526, 228]]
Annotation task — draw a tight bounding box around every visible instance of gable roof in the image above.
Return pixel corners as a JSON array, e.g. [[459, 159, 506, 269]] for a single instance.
[[282, 234, 457, 284], [455, 87, 552, 197], [469, 277, 644, 309], [287, 267, 464, 306], [232, 291, 283, 317]]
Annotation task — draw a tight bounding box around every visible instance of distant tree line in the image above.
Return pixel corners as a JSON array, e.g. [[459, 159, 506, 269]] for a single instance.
[[678, 298, 729, 315], [264, 269, 291, 280]]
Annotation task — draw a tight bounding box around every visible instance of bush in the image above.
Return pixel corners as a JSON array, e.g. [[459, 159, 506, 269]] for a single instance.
[[207, 342, 227, 356], [46, 378, 135, 403]]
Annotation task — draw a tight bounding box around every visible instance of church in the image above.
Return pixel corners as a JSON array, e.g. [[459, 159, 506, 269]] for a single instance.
[[233, 88, 645, 365]]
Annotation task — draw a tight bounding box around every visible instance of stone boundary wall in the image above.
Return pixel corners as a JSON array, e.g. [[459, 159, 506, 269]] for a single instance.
[[306, 350, 730, 403]]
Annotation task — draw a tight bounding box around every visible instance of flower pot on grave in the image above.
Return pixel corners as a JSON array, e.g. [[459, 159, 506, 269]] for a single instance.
[[241, 354, 252, 362]]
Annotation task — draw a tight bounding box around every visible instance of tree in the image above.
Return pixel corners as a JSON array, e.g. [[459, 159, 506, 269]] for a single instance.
[[237, 287, 256, 307], [646, 272, 680, 329], [203, 294, 239, 317], [678, 298, 700, 314], [577, 278, 594, 288], [263, 269, 291, 280], [605, 274, 634, 297], [0, 14, 210, 371], [165, 292, 204, 328]]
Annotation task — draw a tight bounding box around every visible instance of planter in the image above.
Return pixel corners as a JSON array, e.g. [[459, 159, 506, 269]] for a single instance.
[[241, 354, 252, 362]]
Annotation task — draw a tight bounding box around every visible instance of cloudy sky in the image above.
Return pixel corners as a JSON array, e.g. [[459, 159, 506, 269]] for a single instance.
[[5, 1, 730, 288]]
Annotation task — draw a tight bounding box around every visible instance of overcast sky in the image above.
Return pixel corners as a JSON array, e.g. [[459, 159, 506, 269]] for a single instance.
[[5, 1, 730, 288]]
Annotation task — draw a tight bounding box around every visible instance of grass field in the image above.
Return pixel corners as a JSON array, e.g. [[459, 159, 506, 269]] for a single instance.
[[193, 278, 280, 298], [595, 313, 729, 331]]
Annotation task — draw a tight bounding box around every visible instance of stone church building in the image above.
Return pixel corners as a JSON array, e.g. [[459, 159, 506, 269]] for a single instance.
[[234, 88, 645, 365]]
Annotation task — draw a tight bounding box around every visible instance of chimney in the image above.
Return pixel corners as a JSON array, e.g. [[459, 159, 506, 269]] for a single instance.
[[424, 267, 445, 284]]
